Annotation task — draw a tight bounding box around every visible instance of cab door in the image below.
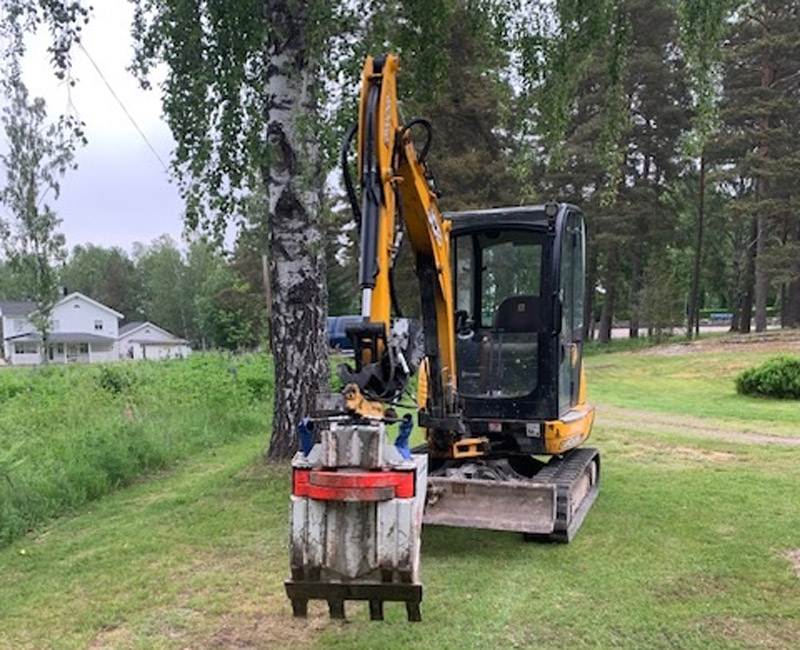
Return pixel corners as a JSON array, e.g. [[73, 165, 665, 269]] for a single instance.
[[558, 211, 586, 412]]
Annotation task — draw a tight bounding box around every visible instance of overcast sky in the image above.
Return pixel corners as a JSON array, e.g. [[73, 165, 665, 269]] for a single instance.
[[17, 0, 184, 253]]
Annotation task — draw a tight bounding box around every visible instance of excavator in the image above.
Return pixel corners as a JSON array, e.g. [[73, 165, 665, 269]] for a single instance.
[[284, 54, 599, 622]]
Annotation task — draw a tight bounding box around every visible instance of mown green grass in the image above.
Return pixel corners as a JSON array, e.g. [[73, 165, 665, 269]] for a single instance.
[[586, 348, 800, 434], [584, 334, 685, 356], [1, 421, 798, 649], [1, 341, 799, 648], [0, 354, 273, 547]]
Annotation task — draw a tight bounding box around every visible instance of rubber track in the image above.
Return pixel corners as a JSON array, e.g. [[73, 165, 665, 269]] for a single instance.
[[531, 447, 600, 542]]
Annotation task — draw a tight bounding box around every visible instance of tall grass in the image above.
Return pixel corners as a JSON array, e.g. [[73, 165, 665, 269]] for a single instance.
[[0, 353, 273, 547]]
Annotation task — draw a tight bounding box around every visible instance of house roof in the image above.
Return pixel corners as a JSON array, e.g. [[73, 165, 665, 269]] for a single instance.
[[57, 292, 124, 319], [118, 321, 187, 344], [0, 300, 36, 317], [119, 321, 145, 336], [0, 292, 124, 319], [5, 331, 116, 344]]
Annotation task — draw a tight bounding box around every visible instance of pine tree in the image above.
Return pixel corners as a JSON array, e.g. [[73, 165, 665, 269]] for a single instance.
[[539, 0, 690, 341], [716, 1, 800, 331]]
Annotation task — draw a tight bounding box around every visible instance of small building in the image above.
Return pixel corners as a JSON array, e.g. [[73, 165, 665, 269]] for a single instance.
[[1, 293, 122, 365], [118, 321, 191, 361]]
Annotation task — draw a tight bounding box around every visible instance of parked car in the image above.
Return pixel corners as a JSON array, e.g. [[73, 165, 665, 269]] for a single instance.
[[327, 315, 363, 353]]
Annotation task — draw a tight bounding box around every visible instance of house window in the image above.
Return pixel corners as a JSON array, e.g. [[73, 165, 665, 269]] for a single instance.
[[14, 342, 38, 355], [94, 320, 103, 331], [79, 343, 89, 354], [52, 319, 60, 331]]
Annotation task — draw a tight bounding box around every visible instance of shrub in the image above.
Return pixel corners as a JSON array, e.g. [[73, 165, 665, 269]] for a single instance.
[[735, 355, 800, 399], [96, 364, 135, 394]]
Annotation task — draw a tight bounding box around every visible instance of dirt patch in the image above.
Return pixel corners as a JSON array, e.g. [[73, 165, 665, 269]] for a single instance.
[[700, 614, 800, 649], [89, 625, 135, 649], [671, 445, 737, 463], [640, 330, 800, 357], [615, 439, 738, 464], [207, 603, 335, 650], [598, 404, 800, 447], [784, 550, 800, 578]]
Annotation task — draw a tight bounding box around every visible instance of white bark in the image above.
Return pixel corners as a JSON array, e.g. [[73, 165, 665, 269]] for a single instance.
[[263, 1, 328, 460]]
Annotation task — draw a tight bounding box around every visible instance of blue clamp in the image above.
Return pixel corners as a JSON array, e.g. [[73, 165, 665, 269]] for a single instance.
[[395, 413, 413, 460], [297, 417, 315, 456]]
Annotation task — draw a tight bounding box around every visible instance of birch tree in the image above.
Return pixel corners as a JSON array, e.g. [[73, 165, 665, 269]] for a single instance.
[[130, 1, 357, 460], [0, 81, 76, 361], [0, 2, 91, 362]]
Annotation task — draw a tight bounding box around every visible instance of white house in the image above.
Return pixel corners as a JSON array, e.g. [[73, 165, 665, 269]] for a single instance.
[[1, 293, 122, 365], [118, 321, 191, 361]]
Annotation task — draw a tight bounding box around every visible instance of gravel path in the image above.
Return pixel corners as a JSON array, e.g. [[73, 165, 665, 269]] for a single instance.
[[597, 404, 800, 447]]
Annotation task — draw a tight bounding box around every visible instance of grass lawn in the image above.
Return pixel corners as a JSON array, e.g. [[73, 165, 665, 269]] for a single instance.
[[0, 354, 272, 547], [586, 344, 800, 436], [1, 339, 799, 648]]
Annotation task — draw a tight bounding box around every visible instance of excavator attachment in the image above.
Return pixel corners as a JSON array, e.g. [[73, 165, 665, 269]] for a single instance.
[[285, 419, 427, 621], [424, 448, 600, 542]]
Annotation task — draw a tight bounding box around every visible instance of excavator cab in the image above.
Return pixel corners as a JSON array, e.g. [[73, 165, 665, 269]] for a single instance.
[[450, 204, 585, 415], [442, 203, 591, 455]]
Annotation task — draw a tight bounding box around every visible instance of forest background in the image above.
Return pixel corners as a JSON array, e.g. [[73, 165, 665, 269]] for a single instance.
[[1, 0, 798, 354]]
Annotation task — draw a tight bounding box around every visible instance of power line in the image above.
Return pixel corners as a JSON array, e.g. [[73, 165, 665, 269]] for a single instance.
[[77, 42, 170, 175]]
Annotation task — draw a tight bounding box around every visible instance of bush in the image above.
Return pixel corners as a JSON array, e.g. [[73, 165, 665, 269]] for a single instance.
[[735, 355, 800, 399], [96, 364, 136, 394]]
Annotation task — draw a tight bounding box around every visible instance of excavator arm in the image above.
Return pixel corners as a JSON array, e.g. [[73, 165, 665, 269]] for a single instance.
[[339, 54, 457, 420]]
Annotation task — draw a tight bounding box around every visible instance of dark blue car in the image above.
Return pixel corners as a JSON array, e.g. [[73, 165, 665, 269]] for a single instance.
[[327, 315, 363, 352]]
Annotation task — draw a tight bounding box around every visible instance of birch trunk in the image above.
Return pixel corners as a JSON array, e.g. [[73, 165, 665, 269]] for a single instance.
[[263, 0, 328, 461]]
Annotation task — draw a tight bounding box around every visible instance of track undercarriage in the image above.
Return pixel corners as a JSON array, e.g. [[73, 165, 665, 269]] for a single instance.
[[424, 447, 600, 542]]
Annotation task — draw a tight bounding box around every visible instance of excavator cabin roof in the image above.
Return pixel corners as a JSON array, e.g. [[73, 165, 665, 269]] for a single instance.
[[444, 203, 580, 232]]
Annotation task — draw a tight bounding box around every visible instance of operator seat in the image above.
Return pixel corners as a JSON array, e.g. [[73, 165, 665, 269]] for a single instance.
[[489, 295, 541, 397], [493, 295, 542, 332]]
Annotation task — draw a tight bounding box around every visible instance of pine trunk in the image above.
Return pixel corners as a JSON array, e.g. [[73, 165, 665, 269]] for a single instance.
[[687, 154, 705, 339], [754, 190, 768, 333], [598, 248, 619, 343], [584, 246, 598, 341], [729, 233, 743, 333], [785, 278, 800, 328], [628, 239, 641, 339], [740, 217, 758, 334], [263, 1, 329, 461], [754, 40, 774, 333], [785, 219, 800, 327]]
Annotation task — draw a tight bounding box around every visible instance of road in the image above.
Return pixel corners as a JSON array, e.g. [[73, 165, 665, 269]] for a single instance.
[[607, 324, 781, 339]]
